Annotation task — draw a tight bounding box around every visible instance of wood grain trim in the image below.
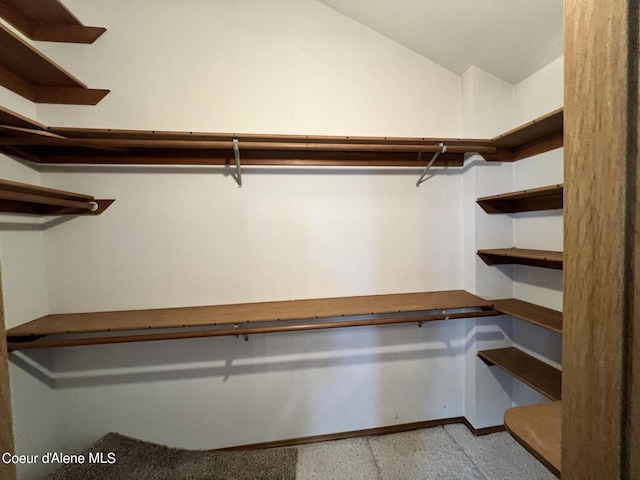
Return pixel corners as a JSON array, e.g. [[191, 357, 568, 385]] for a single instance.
[[218, 417, 468, 450], [0, 260, 16, 480], [563, 0, 639, 478]]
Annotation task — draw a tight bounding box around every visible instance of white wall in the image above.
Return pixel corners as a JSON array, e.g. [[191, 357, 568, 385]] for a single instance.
[[511, 57, 563, 405], [5, 2, 470, 478], [35, 0, 460, 137], [460, 66, 515, 429], [0, 1, 564, 476], [0, 101, 58, 479]]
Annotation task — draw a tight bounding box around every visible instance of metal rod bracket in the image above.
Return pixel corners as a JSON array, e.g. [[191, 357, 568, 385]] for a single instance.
[[232, 138, 242, 187], [416, 143, 447, 187]]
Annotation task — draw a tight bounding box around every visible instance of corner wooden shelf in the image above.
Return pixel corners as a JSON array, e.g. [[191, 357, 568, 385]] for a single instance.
[[477, 248, 563, 270], [504, 402, 561, 477], [487, 108, 564, 162], [0, 178, 114, 215], [0, 106, 561, 167], [0, 23, 109, 104], [478, 347, 561, 401], [492, 298, 562, 334], [0, 0, 106, 43], [6, 290, 498, 351], [477, 184, 563, 213]]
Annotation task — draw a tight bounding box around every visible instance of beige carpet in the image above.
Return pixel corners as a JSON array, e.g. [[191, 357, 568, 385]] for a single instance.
[[46, 433, 297, 480]]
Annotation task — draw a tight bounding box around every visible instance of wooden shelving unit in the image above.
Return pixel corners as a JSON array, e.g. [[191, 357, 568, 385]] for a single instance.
[[487, 108, 564, 162], [504, 402, 561, 478], [0, 178, 114, 215], [6, 290, 498, 351], [0, 0, 106, 43], [478, 347, 561, 401], [0, 107, 562, 167], [0, 23, 109, 104], [477, 248, 563, 270], [477, 184, 563, 214], [492, 298, 562, 334]]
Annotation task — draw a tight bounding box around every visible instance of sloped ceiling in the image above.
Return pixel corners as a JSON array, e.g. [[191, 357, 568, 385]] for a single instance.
[[317, 0, 563, 84]]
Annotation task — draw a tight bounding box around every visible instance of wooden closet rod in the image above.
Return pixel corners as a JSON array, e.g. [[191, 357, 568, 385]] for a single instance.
[[7, 308, 498, 351], [0, 137, 497, 154]]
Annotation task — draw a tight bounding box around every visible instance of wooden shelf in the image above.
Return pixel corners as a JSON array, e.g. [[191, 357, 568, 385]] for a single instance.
[[477, 248, 563, 270], [477, 184, 563, 213], [1, 128, 495, 167], [504, 402, 561, 477], [6, 290, 498, 350], [478, 347, 562, 401], [487, 108, 564, 162], [492, 298, 562, 334], [0, 23, 109, 104], [0, 178, 114, 215], [0, 106, 561, 167], [0, 0, 106, 43]]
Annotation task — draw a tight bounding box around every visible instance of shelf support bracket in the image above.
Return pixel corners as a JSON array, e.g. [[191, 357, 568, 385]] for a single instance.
[[416, 143, 447, 187], [232, 138, 242, 187]]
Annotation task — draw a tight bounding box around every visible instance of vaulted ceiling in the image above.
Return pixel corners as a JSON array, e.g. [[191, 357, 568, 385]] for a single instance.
[[317, 0, 563, 84]]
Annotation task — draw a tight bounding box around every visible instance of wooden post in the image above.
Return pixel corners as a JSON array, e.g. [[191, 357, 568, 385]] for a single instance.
[[564, 0, 639, 478], [0, 259, 16, 480]]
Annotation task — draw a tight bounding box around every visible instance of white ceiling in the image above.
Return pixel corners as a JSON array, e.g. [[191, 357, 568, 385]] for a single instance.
[[317, 0, 563, 85]]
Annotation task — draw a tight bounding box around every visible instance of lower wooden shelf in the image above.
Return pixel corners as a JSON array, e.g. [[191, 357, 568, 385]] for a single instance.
[[504, 402, 561, 477], [0, 178, 114, 215], [478, 347, 562, 401], [492, 298, 562, 334], [6, 290, 498, 351], [477, 248, 563, 270]]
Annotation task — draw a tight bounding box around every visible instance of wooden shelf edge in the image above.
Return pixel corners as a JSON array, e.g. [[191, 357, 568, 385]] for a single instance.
[[0, 106, 563, 164], [477, 248, 563, 270], [492, 298, 562, 334], [504, 402, 561, 477], [30, 25, 106, 44], [0, 23, 109, 105], [0, 178, 114, 216], [6, 290, 498, 350], [488, 108, 564, 162], [0, 0, 106, 44], [6, 308, 499, 351], [478, 347, 562, 401], [477, 184, 563, 214]]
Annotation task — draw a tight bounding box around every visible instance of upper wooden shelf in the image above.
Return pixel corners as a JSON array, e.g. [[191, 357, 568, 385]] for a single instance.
[[492, 298, 562, 334], [6, 290, 498, 350], [487, 108, 564, 162], [504, 402, 561, 477], [0, 177, 113, 215], [477, 184, 563, 213], [0, 107, 562, 167], [0, 0, 106, 43], [478, 347, 562, 401], [477, 248, 563, 270], [0, 23, 109, 104]]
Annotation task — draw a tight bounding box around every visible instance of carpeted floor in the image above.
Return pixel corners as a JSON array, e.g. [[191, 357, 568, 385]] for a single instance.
[[45, 424, 555, 480], [45, 433, 297, 480]]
